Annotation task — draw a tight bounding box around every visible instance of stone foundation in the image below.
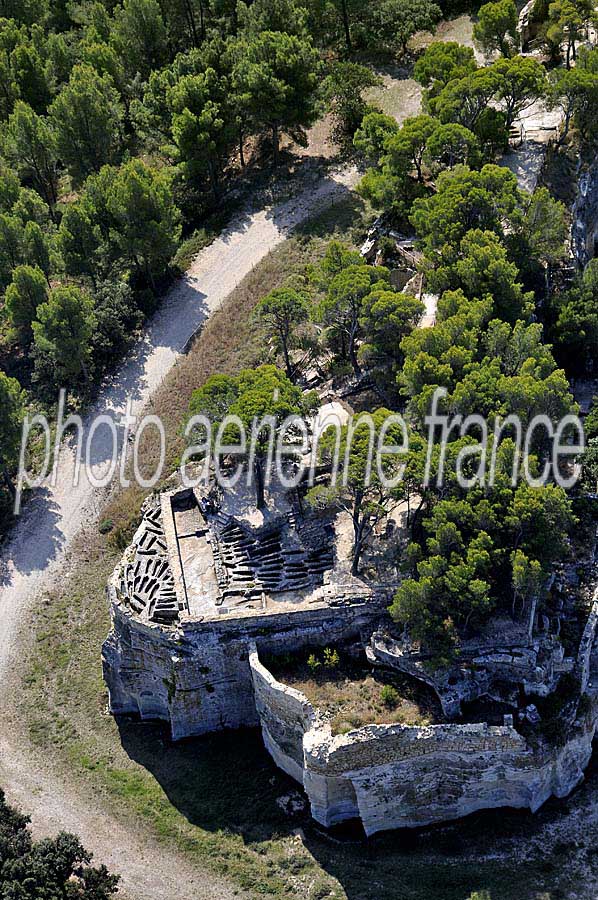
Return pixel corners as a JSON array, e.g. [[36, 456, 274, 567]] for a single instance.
[[103, 494, 598, 835], [249, 648, 598, 835], [102, 584, 381, 740]]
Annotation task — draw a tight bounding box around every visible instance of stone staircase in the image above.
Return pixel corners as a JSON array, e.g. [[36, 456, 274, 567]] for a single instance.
[[210, 512, 334, 604]]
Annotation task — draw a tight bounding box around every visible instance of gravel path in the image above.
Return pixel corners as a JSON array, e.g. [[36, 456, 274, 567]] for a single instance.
[[0, 164, 359, 899], [0, 730, 237, 900]]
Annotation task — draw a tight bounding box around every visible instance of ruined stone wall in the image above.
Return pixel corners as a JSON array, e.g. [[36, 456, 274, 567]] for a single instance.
[[249, 649, 361, 823], [250, 650, 316, 783], [248, 650, 598, 835], [304, 721, 595, 834], [103, 580, 381, 740]]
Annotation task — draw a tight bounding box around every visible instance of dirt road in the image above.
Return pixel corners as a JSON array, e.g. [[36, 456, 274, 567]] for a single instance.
[[0, 164, 358, 899]]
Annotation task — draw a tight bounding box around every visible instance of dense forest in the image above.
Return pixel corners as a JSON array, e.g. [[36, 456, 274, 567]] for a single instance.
[[1, 0, 598, 652], [0, 0, 475, 523]]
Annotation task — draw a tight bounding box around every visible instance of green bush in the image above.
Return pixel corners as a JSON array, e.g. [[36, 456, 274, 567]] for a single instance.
[[323, 647, 339, 668], [172, 228, 215, 274], [381, 684, 399, 709], [307, 653, 321, 673], [108, 523, 134, 551], [377, 234, 397, 262], [99, 518, 114, 534]]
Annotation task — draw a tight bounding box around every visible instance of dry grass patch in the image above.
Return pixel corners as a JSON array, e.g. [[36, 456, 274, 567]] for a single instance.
[[268, 650, 438, 735], [295, 673, 432, 735], [363, 14, 476, 125], [364, 71, 423, 124]]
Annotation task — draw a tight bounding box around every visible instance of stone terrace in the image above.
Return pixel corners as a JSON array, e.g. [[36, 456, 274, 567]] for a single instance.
[[112, 478, 376, 628]]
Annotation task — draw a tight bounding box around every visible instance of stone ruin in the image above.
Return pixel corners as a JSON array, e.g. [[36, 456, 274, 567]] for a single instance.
[[103, 476, 381, 737], [114, 482, 341, 625], [250, 648, 595, 835], [103, 477, 598, 835], [117, 501, 181, 625]]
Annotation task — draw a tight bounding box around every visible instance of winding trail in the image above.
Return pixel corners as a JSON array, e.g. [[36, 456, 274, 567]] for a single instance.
[[0, 164, 358, 899]]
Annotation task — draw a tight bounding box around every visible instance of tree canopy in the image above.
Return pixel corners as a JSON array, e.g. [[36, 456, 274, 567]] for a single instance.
[[473, 0, 519, 57], [255, 285, 309, 381], [231, 31, 320, 163], [32, 286, 96, 388], [48, 64, 124, 182], [188, 364, 314, 507], [0, 789, 119, 899], [308, 408, 408, 574], [5, 263, 47, 343], [0, 371, 26, 492]]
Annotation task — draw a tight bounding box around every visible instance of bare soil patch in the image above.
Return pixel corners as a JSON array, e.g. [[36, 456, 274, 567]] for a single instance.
[[364, 14, 477, 123]]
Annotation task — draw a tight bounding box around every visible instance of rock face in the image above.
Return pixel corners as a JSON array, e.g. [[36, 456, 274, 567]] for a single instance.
[[102, 588, 381, 740], [572, 160, 598, 268], [104, 492, 598, 835], [367, 630, 572, 719], [105, 577, 598, 833], [105, 565, 598, 834], [250, 649, 598, 836], [103, 488, 385, 740], [518, 0, 541, 49]]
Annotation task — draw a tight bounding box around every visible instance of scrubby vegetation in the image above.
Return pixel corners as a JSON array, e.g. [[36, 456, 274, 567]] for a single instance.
[[267, 647, 437, 734]]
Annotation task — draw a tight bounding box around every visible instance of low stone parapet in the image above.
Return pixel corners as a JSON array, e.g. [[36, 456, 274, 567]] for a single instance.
[[249, 649, 598, 835]]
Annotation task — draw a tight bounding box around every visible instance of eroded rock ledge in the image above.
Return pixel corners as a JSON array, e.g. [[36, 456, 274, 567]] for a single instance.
[[250, 647, 598, 835], [103, 488, 598, 835]]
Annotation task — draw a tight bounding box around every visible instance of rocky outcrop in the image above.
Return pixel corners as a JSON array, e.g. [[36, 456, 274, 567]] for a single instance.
[[104, 494, 598, 835], [103, 579, 381, 740], [518, 0, 543, 50], [572, 161, 598, 269], [576, 596, 598, 693], [103, 604, 260, 739], [250, 648, 598, 836], [367, 630, 570, 719], [366, 632, 484, 718]]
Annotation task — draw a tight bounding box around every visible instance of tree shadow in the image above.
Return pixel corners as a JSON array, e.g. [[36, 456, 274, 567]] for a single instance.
[[0, 488, 64, 585], [116, 718, 298, 843], [116, 715, 598, 900], [265, 164, 363, 236]]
